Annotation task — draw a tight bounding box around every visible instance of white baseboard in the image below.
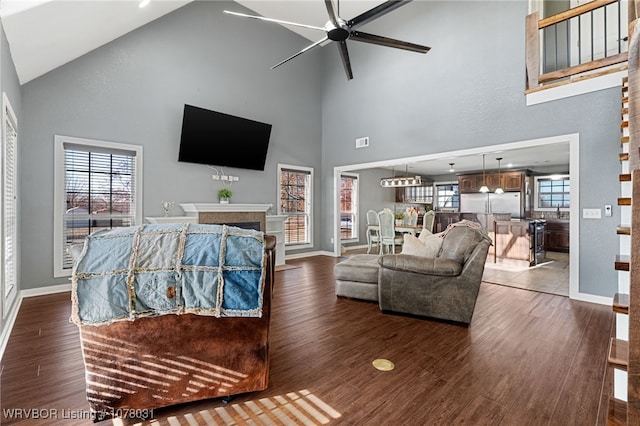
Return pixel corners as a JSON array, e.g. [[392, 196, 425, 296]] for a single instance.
[[0, 296, 22, 361], [0, 283, 72, 360], [285, 250, 336, 260], [20, 283, 72, 298]]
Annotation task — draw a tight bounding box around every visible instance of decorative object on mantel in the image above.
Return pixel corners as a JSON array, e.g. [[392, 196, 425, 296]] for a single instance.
[[223, 0, 430, 81], [161, 201, 175, 217], [217, 188, 232, 204]]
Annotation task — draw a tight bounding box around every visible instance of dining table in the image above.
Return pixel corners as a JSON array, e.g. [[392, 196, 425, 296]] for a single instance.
[[367, 224, 423, 237]]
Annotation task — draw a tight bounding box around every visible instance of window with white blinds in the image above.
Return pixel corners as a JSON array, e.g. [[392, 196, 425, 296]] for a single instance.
[[54, 136, 143, 277], [278, 164, 313, 248], [340, 174, 358, 241], [2, 93, 17, 318]]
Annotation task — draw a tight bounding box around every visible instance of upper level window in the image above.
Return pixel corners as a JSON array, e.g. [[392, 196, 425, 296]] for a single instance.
[[278, 164, 313, 248], [53, 135, 143, 277], [340, 173, 358, 241], [535, 175, 570, 210], [435, 183, 459, 211]]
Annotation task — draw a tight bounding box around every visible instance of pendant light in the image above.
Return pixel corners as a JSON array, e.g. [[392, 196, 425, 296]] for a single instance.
[[479, 154, 489, 193], [495, 157, 504, 194], [448, 163, 455, 173]]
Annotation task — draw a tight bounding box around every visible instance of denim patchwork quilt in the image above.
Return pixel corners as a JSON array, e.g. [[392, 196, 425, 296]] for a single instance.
[[70, 223, 266, 326]]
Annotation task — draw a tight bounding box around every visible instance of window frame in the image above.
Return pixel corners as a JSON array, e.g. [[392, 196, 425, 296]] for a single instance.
[[53, 135, 143, 277], [534, 174, 570, 211], [2, 93, 18, 319], [277, 163, 313, 249], [434, 181, 460, 211], [339, 172, 359, 242]]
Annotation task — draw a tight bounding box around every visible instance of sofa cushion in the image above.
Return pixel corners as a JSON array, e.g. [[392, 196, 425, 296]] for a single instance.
[[439, 226, 483, 264], [402, 233, 443, 257], [334, 254, 380, 283], [378, 254, 462, 276]]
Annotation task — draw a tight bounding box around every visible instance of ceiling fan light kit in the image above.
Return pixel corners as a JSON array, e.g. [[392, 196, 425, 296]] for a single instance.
[[224, 0, 430, 80]]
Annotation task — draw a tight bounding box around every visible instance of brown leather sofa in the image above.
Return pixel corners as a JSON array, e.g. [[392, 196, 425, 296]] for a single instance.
[[72, 234, 275, 421]]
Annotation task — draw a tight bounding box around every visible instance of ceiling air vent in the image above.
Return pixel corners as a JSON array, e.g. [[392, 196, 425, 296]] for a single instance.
[[355, 137, 369, 149]]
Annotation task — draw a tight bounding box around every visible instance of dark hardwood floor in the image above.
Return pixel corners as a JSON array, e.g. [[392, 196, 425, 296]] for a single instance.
[[1, 254, 614, 425]]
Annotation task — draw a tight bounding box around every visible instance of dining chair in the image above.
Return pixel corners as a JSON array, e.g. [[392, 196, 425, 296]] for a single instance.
[[423, 210, 435, 233], [378, 209, 403, 254], [366, 209, 380, 254], [407, 209, 418, 226]]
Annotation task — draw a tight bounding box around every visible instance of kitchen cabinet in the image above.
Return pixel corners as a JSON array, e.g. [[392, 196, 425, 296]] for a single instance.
[[458, 175, 481, 193], [502, 171, 523, 192], [395, 183, 434, 203], [544, 220, 569, 253], [458, 171, 525, 193]]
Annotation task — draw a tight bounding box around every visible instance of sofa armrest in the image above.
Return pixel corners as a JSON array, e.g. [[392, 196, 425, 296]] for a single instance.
[[378, 254, 462, 276]]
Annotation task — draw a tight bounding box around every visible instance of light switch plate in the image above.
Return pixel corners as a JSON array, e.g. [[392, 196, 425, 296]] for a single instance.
[[583, 208, 602, 219], [605, 205, 612, 217]]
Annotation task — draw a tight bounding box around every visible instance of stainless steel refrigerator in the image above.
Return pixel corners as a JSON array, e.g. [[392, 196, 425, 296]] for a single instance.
[[459, 192, 522, 218]]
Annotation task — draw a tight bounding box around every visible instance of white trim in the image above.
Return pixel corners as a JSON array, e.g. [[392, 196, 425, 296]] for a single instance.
[[0, 282, 73, 360], [526, 69, 627, 106], [285, 250, 335, 260], [21, 283, 72, 298], [339, 172, 359, 242], [2, 92, 18, 320], [53, 135, 143, 277], [0, 294, 21, 361]]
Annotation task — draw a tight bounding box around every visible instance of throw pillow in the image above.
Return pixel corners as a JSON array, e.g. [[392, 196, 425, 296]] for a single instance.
[[402, 233, 443, 258]]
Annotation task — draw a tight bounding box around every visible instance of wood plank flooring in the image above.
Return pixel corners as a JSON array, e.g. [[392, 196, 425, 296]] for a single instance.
[[1, 254, 614, 425]]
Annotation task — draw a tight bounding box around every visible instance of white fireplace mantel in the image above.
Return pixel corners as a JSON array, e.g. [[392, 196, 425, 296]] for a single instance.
[[179, 203, 273, 215]]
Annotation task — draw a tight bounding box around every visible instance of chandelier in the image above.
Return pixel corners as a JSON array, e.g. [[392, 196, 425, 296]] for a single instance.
[[380, 175, 424, 187], [380, 164, 423, 187]]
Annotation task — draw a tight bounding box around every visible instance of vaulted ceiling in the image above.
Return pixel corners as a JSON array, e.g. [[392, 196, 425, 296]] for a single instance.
[[0, 0, 569, 175], [0, 0, 384, 85]]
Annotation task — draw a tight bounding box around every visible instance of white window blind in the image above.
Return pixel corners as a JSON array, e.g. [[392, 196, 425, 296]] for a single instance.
[[3, 95, 17, 311], [62, 147, 136, 269], [278, 165, 313, 246], [54, 135, 142, 277]]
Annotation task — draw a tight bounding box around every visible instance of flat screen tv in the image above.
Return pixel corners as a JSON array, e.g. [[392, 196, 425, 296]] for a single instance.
[[178, 104, 272, 171]]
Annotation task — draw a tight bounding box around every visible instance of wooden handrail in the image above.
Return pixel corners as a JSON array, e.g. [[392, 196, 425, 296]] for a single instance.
[[538, 52, 628, 84], [539, 0, 619, 29], [526, 0, 631, 90]]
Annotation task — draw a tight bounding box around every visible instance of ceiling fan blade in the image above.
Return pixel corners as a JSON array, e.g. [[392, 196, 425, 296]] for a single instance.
[[336, 40, 353, 80], [271, 36, 329, 69], [224, 10, 325, 32], [350, 30, 430, 53], [324, 0, 340, 27], [348, 0, 412, 29]]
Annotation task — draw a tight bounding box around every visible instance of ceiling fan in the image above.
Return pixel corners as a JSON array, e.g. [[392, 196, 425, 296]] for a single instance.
[[224, 0, 430, 80]]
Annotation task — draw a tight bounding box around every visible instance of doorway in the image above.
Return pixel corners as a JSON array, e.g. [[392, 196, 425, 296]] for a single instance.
[[332, 133, 582, 300]]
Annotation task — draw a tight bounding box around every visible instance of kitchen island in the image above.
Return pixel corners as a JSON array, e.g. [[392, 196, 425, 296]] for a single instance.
[[493, 219, 545, 267]]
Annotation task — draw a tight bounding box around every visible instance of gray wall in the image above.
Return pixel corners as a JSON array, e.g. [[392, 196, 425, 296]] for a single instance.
[[14, 0, 622, 299], [319, 0, 620, 297], [19, 1, 323, 289]]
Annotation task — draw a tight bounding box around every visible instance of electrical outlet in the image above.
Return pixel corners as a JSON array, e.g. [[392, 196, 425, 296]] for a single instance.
[[211, 174, 220, 180], [583, 208, 601, 219]]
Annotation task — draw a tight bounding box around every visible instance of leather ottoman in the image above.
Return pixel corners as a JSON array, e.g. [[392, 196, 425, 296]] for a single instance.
[[334, 254, 380, 301]]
